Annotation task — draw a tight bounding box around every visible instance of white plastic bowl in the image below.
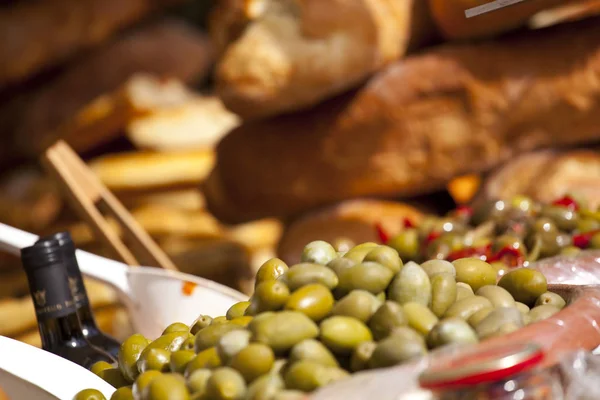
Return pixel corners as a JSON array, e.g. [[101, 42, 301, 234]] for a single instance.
[[0, 336, 115, 400]]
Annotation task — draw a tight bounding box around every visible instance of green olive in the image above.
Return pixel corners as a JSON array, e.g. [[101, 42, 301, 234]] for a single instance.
[[387, 262, 432, 306], [249, 311, 319, 353], [283, 361, 348, 392], [254, 281, 291, 312], [91, 361, 113, 376], [185, 347, 222, 376], [492, 235, 526, 255], [226, 302, 251, 320], [169, 350, 195, 374], [110, 386, 133, 400], [190, 316, 213, 335], [510, 195, 534, 213], [289, 339, 339, 368], [403, 302, 439, 336], [331, 290, 381, 323], [229, 316, 253, 328], [245, 374, 284, 400], [256, 258, 289, 286], [205, 367, 247, 400], [212, 316, 229, 325], [515, 302, 530, 315], [326, 257, 356, 276], [475, 307, 524, 340], [590, 232, 600, 249], [430, 273, 457, 318], [363, 246, 403, 273], [529, 305, 561, 324], [144, 373, 189, 400], [426, 318, 479, 349], [421, 259, 456, 278], [186, 369, 211, 396], [452, 258, 497, 292], [285, 284, 335, 322], [195, 323, 244, 353], [472, 200, 508, 226], [137, 348, 171, 373], [455, 282, 474, 301], [475, 285, 516, 308], [387, 229, 420, 262], [535, 292, 566, 309], [498, 268, 548, 306], [162, 323, 189, 335], [337, 262, 394, 295], [216, 330, 252, 365], [230, 343, 275, 382], [368, 328, 427, 369], [541, 205, 579, 231], [74, 389, 106, 400], [368, 301, 407, 341], [133, 371, 162, 399], [467, 307, 493, 328], [97, 368, 129, 389], [282, 263, 339, 291], [343, 242, 380, 263], [444, 296, 493, 320], [350, 341, 377, 372], [560, 246, 581, 257], [319, 316, 373, 355], [424, 233, 464, 260], [118, 334, 149, 382], [301, 241, 338, 265]]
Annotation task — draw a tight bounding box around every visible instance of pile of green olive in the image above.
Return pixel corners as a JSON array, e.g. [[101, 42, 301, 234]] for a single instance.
[[75, 240, 566, 400], [384, 195, 600, 271]]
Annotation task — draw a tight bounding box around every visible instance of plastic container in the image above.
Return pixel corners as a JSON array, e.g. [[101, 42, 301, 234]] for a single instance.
[[419, 342, 564, 400]]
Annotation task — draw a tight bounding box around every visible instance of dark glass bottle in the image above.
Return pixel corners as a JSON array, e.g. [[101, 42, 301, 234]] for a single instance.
[[37, 232, 121, 359], [21, 239, 116, 369]]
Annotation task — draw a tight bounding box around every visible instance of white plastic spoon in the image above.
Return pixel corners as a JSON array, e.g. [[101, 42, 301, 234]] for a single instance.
[[0, 335, 116, 399], [0, 223, 248, 339]]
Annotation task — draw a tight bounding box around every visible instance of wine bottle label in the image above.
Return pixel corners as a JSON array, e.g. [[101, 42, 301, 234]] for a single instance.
[[65, 255, 90, 308], [29, 265, 77, 320]]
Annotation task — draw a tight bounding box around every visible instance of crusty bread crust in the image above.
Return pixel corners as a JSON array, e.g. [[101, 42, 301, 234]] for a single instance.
[[475, 148, 600, 209], [204, 18, 600, 223], [212, 0, 425, 119]]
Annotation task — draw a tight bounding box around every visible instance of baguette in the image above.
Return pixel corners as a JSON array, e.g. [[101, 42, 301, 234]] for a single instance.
[[277, 199, 424, 265], [0, 0, 185, 87], [203, 18, 600, 223], [474, 148, 600, 209], [4, 20, 213, 158], [211, 0, 436, 120]]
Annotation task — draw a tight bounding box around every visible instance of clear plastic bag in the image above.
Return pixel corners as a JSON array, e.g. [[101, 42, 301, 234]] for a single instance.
[[310, 251, 600, 400], [559, 350, 600, 400]]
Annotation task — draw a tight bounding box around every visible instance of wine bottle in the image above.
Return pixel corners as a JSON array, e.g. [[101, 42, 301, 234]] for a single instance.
[[21, 239, 116, 369], [37, 232, 122, 359]]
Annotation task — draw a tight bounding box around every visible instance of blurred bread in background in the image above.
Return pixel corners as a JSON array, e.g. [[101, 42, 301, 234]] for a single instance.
[[3, 20, 214, 160], [203, 18, 600, 223], [474, 148, 600, 210], [0, 0, 186, 88], [211, 0, 437, 119]]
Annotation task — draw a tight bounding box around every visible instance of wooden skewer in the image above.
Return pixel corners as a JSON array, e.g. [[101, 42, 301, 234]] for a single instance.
[[41, 140, 179, 271]]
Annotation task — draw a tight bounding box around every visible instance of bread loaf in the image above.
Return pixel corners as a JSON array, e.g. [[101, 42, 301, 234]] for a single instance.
[[428, 0, 586, 39], [204, 18, 600, 223], [277, 200, 424, 265], [212, 0, 436, 120], [2, 20, 213, 158], [474, 148, 600, 210], [0, 0, 185, 87]]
